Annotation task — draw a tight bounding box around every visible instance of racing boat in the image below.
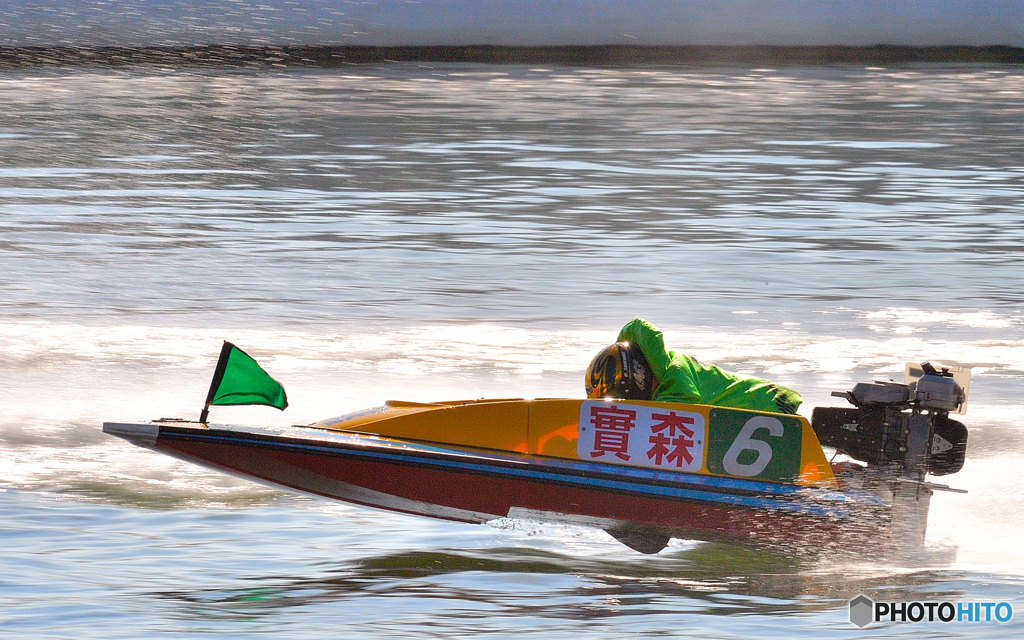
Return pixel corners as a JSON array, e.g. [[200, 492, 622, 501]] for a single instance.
[[103, 348, 970, 554]]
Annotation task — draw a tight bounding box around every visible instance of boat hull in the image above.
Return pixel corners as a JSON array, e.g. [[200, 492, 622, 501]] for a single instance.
[[104, 420, 889, 550]]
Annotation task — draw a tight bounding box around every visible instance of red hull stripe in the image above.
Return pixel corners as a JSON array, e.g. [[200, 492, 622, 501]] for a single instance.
[[159, 434, 873, 544], [158, 427, 867, 519]]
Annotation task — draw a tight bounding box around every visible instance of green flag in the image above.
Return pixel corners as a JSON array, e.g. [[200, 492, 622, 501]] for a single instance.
[[200, 342, 288, 422]]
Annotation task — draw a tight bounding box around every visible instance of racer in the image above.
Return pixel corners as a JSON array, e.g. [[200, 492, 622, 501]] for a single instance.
[[586, 317, 801, 414]]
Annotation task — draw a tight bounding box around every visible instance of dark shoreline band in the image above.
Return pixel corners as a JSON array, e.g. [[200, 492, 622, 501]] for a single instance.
[[2, 44, 1023, 68]]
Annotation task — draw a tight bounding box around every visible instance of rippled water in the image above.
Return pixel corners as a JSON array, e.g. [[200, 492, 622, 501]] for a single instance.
[[1, 63, 1023, 638]]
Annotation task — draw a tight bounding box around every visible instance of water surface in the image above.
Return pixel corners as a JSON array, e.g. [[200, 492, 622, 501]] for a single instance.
[[1, 63, 1023, 638]]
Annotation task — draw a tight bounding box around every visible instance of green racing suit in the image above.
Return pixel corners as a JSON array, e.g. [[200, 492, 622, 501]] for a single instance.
[[616, 318, 801, 415]]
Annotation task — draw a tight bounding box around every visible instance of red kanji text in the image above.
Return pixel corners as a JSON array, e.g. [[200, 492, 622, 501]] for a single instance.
[[647, 411, 697, 467], [589, 404, 637, 461]]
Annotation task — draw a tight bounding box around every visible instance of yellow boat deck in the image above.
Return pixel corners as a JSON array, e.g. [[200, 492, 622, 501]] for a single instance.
[[315, 398, 835, 488]]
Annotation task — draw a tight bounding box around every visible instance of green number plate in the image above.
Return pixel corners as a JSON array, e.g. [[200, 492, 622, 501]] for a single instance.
[[706, 408, 802, 482]]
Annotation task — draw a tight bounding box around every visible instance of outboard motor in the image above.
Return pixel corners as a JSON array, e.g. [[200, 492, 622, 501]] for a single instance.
[[811, 362, 970, 549], [812, 362, 968, 480]]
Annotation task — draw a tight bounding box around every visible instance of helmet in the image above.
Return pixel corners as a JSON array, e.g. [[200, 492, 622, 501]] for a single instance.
[[585, 342, 656, 400]]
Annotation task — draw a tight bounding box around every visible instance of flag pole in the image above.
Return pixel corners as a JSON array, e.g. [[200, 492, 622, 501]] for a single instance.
[[200, 341, 234, 423]]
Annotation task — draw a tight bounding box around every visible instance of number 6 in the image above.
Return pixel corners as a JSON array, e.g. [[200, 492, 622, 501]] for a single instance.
[[722, 416, 784, 477]]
